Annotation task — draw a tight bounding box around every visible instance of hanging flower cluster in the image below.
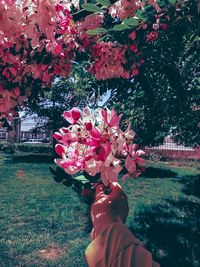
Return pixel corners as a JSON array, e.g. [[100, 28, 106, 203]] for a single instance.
[[90, 43, 129, 80], [0, 0, 182, 120], [0, 0, 77, 118], [76, 14, 104, 50], [109, 0, 161, 20], [54, 107, 145, 186], [77, 0, 173, 80]]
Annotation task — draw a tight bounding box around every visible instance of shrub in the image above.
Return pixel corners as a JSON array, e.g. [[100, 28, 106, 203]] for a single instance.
[[0, 142, 15, 153], [14, 143, 53, 154]]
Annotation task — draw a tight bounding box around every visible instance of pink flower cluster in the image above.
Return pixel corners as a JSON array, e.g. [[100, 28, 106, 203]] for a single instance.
[[77, 0, 168, 80], [54, 107, 145, 186], [76, 14, 103, 50], [0, 0, 77, 119], [109, 0, 140, 20], [109, 0, 161, 20], [0, 0, 174, 120], [90, 42, 138, 80]]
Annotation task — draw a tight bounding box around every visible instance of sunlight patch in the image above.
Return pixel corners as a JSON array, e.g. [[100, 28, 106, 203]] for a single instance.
[[39, 246, 66, 260], [16, 169, 26, 178]]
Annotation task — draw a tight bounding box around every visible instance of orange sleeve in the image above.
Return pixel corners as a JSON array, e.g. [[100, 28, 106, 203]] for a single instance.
[[85, 222, 160, 267], [111, 244, 160, 267]]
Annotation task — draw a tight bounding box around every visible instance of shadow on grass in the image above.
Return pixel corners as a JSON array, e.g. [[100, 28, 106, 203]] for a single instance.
[[141, 167, 177, 178], [180, 174, 200, 198], [7, 154, 54, 164], [129, 197, 200, 267]]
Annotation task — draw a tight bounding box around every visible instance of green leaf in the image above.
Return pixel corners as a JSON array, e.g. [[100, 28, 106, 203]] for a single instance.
[[53, 175, 63, 183], [135, 9, 148, 22], [112, 24, 131, 31], [96, 0, 110, 6], [167, 0, 176, 4], [143, 4, 157, 15], [81, 3, 102, 13], [97, 35, 107, 42], [63, 180, 74, 187], [123, 18, 140, 28], [76, 175, 88, 182], [86, 27, 107, 35], [156, 0, 168, 8]]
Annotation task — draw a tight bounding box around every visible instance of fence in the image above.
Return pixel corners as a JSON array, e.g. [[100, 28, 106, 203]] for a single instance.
[[145, 137, 200, 161]]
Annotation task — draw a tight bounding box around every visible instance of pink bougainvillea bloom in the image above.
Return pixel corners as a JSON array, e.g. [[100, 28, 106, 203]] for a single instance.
[[101, 108, 122, 128], [63, 108, 81, 124], [55, 4, 64, 12], [109, 0, 139, 19], [54, 132, 63, 142], [53, 65, 61, 75], [132, 67, 139, 76], [84, 158, 102, 177], [122, 155, 137, 181], [101, 155, 122, 186], [93, 141, 111, 162], [129, 31, 136, 40], [161, 23, 168, 30], [153, 23, 160, 31], [90, 127, 101, 140], [129, 44, 138, 53], [89, 42, 129, 80], [84, 122, 92, 131], [55, 144, 65, 157], [54, 43, 63, 55], [55, 158, 82, 175], [125, 155, 136, 172], [71, 108, 81, 120], [146, 31, 159, 43], [54, 107, 145, 185]]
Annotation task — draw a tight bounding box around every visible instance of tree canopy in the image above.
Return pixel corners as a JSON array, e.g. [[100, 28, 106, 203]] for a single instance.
[[0, 0, 199, 146], [0, 0, 194, 118]]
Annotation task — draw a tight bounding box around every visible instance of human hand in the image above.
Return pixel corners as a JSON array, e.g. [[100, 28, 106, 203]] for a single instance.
[[90, 182, 129, 240]]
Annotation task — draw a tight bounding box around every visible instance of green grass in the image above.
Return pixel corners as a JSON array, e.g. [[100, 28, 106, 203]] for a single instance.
[[0, 153, 199, 267]]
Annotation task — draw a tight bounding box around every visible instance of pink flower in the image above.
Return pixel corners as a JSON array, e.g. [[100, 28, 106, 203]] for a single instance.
[[122, 144, 145, 180], [53, 65, 62, 75], [93, 141, 111, 162], [54, 43, 63, 55], [101, 108, 122, 128], [84, 158, 102, 176], [109, 0, 139, 19], [146, 31, 159, 43], [129, 44, 138, 53], [54, 107, 144, 186], [122, 155, 141, 180], [129, 31, 136, 40], [124, 155, 136, 173], [55, 144, 65, 157], [63, 108, 81, 124], [84, 122, 92, 131], [89, 42, 129, 80], [101, 155, 122, 186], [55, 4, 64, 12], [55, 158, 82, 175], [54, 132, 63, 142], [132, 66, 139, 76], [90, 127, 101, 140], [161, 23, 168, 30]]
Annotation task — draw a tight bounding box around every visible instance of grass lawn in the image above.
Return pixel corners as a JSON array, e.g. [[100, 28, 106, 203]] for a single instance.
[[0, 152, 199, 267]]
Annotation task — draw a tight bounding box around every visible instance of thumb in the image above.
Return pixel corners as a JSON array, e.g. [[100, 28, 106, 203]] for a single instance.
[[109, 182, 123, 197], [94, 184, 106, 201]]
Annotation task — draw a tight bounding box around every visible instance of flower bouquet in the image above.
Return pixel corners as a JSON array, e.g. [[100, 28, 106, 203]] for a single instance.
[[50, 107, 145, 201]]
